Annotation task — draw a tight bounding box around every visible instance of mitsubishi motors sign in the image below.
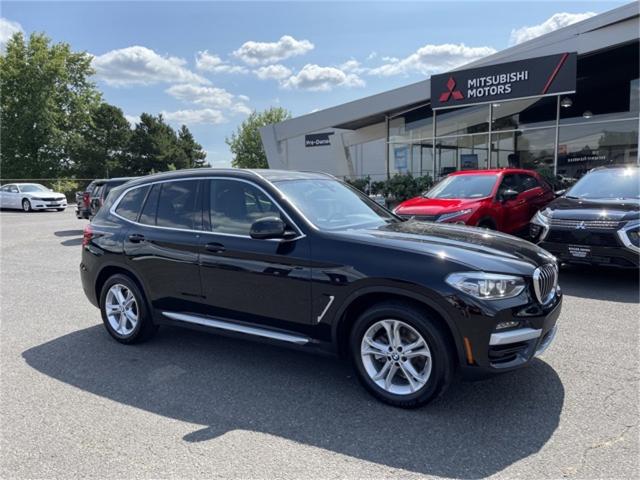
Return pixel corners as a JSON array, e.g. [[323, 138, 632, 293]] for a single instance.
[[431, 52, 577, 110]]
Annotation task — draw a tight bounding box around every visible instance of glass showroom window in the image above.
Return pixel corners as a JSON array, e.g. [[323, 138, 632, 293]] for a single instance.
[[435, 134, 489, 176], [435, 104, 489, 137], [388, 105, 434, 177], [557, 120, 639, 180], [491, 96, 557, 132], [491, 128, 556, 171]]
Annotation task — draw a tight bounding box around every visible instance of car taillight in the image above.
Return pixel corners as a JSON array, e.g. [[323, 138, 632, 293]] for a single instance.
[[82, 224, 93, 247], [83, 191, 90, 207]]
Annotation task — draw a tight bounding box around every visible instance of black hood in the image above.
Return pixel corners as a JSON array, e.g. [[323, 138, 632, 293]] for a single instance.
[[335, 220, 556, 276], [546, 196, 640, 222]]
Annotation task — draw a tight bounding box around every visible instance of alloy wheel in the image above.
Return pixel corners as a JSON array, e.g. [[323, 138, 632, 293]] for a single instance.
[[105, 284, 139, 336], [22, 200, 30, 212], [360, 319, 432, 395]]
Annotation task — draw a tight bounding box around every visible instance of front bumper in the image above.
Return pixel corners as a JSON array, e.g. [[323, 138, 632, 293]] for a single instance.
[[454, 287, 562, 377], [540, 240, 639, 268], [32, 200, 67, 210]]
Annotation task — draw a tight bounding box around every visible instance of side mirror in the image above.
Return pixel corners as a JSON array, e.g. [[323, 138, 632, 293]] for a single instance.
[[554, 189, 567, 198], [500, 189, 519, 202], [250, 216, 288, 240]]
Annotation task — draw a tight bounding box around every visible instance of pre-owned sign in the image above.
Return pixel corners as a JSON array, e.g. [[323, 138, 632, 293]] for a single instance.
[[431, 52, 577, 110], [305, 132, 334, 147]]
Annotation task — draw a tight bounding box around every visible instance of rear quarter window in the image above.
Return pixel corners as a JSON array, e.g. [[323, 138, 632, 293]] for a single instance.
[[114, 186, 149, 221]]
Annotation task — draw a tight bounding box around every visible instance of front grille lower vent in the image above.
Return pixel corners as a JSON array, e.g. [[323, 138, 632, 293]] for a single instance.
[[533, 264, 558, 304]]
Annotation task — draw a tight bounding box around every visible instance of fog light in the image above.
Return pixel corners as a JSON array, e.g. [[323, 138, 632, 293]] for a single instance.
[[496, 320, 520, 330]]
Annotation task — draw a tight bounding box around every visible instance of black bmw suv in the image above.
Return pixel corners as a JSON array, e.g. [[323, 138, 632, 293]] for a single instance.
[[531, 166, 640, 268], [81, 169, 562, 408]]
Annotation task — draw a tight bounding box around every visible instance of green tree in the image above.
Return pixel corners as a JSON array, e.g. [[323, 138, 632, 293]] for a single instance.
[[225, 107, 291, 168], [177, 125, 208, 168], [0, 32, 100, 178], [72, 102, 132, 178], [126, 113, 186, 175]]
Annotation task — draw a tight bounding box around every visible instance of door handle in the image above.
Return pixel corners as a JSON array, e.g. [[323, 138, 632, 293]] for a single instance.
[[128, 233, 145, 243], [205, 242, 226, 253]]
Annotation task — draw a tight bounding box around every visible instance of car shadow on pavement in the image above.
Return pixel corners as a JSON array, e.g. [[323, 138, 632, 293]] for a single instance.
[[54, 229, 84, 237], [54, 229, 84, 246], [23, 325, 564, 478], [559, 265, 639, 303]]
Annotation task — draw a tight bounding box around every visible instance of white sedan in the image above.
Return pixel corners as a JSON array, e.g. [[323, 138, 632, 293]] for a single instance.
[[0, 183, 67, 212]]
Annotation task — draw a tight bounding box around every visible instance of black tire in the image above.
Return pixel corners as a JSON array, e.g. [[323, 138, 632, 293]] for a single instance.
[[350, 301, 454, 408], [99, 273, 158, 344], [56, 208, 65, 212], [22, 199, 32, 212]]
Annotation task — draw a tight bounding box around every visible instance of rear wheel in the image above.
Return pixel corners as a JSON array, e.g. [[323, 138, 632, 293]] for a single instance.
[[22, 199, 32, 212], [350, 301, 454, 408], [99, 274, 157, 344]]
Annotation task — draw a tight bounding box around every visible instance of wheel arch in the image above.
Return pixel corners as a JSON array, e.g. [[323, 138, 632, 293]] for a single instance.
[[331, 286, 464, 365], [94, 263, 150, 309]]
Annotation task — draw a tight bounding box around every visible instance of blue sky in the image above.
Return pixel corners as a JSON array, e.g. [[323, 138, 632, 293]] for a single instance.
[[0, 1, 627, 166]]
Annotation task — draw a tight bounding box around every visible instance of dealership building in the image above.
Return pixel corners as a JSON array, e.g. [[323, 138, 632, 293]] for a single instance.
[[260, 2, 639, 183]]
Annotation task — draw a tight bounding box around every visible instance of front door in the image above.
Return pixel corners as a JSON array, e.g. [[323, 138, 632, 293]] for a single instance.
[[198, 178, 312, 330], [497, 173, 529, 233]]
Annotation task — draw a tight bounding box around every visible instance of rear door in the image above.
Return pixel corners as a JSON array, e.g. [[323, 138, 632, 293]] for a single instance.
[[198, 177, 312, 329], [119, 179, 204, 313]]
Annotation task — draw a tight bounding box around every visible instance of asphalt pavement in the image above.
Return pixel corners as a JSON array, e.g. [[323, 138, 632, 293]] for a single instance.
[[1, 208, 638, 479]]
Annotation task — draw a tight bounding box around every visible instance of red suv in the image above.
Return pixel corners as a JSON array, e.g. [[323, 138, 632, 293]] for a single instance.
[[394, 169, 555, 234]]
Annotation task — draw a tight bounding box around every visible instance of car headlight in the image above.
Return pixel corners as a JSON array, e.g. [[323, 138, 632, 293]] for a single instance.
[[436, 209, 473, 223], [446, 272, 526, 300], [30, 197, 43, 201], [532, 208, 551, 227], [617, 220, 640, 251]]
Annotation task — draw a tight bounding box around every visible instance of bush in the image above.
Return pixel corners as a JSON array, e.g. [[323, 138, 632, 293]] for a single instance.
[[50, 179, 80, 199], [345, 173, 434, 202]]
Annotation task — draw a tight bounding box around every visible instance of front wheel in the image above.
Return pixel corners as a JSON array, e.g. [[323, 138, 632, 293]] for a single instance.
[[350, 301, 454, 408], [22, 199, 32, 212], [99, 274, 158, 344]]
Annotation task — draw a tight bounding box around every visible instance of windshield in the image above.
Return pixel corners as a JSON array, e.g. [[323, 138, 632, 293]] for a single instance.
[[274, 179, 396, 230], [425, 174, 498, 199], [566, 168, 639, 200], [19, 184, 48, 193]]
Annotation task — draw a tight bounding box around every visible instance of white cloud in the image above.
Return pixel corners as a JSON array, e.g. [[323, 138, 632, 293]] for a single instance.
[[195, 50, 248, 74], [161, 108, 226, 125], [368, 43, 496, 77], [282, 64, 365, 91], [92, 46, 209, 86], [165, 83, 251, 115], [232, 35, 314, 65], [124, 114, 139, 127], [510, 12, 596, 45], [253, 64, 292, 81], [339, 59, 367, 74], [0, 18, 23, 52]]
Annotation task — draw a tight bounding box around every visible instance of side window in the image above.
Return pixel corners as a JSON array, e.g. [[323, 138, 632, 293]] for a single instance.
[[520, 174, 540, 191], [156, 180, 200, 229], [9, 185, 19, 193], [115, 186, 149, 221], [499, 174, 523, 194], [139, 184, 160, 225], [0, 185, 11, 192], [209, 179, 281, 236]]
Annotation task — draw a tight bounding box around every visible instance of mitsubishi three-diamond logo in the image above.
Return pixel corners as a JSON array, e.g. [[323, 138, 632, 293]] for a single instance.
[[439, 76, 464, 103]]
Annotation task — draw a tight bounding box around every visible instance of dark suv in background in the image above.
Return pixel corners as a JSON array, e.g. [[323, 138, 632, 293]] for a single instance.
[[81, 169, 562, 408], [531, 166, 639, 268], [76, 177, 136, 220]]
